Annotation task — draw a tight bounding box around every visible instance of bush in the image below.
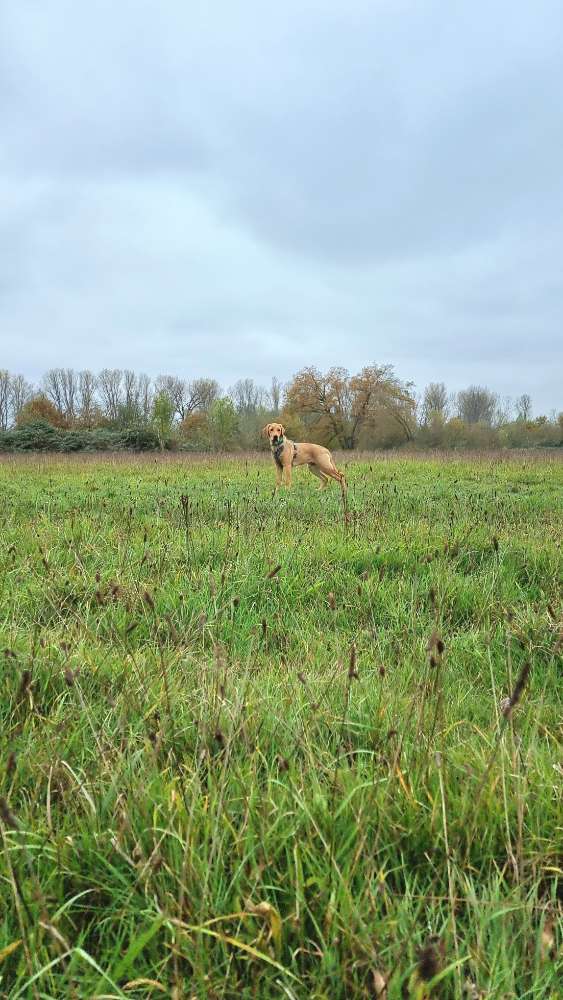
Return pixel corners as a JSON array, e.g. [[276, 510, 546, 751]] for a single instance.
[[208, 398, 239, 451], [501, 418, 562, 449], [179, 412, 211, 450], [10, 420, 62, 451], [442, 417, 472, 449], [0, 423, 159, 452], [0, 431, 14, 452], [415, 413, 446, 449], [84, 429, 123, 451], [58, 430, 89, 452], [119, 425, 161, 451]]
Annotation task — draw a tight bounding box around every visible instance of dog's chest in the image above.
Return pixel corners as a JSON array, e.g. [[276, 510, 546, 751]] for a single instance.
[[273, 443, 285, 469], [273, 441, 297, 468]]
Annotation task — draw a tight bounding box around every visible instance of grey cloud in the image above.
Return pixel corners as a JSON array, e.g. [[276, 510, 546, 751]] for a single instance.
[[1, 0, 562, 411]]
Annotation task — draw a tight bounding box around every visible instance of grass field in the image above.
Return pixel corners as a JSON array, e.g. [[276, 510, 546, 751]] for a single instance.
[[0, 451, 561, 999]]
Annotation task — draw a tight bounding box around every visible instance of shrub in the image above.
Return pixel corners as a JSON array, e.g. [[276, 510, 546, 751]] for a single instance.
[[119, 425, 161, 451], [10, 420, 62, 451], [415, 412, 446, 449], [84, 429, 123, 451], [0, 431, 14, 452], [179, 412, 211, 450], [152, 393, 174, 450], [208, 398, 239, 451], [58, 430, 89, 452], [443, 417, 470, 449]]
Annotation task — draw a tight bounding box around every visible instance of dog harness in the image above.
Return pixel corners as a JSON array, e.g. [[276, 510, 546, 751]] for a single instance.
[[273, 438, 298, 469]]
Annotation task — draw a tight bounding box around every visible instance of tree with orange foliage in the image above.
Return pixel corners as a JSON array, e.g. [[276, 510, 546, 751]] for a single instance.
[[284, 364, 415, 449], [16, 395, 68, 429]]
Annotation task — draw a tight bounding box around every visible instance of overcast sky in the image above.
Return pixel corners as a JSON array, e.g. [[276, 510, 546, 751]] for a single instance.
[[1, 1, 562, 413]]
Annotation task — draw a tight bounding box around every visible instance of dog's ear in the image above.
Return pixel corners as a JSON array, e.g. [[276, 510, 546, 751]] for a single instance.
[[280, 424, 286, 436], [261, 424, 271, 438]]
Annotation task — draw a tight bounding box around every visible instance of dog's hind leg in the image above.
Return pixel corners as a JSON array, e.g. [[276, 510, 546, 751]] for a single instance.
[[324, 462, 347, 494], [330, 457, 347, 492], [308, 463, 330, 490], [315, 453, 347, 493]]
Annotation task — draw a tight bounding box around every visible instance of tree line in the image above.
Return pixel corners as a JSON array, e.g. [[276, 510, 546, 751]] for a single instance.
[[0, 365, 561, 451]]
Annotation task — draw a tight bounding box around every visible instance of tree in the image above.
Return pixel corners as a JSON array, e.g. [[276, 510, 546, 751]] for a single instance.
[[418, 410, 447, 448], [420, 382, 449, 425], [208, 398, 239, 451], [0, 370, 10, 431], [17, 395, 67, 428], [189, 377, 220, 413], [456, 386, 498, 426], [138, 373, 153, 422], [77, 370, 98, 427], [154, 375, 189, 420], [494, 396, 513, 428], [98, 369, 124, 423], [152, 392, 174, 450], [42, 368, 79, 422], [9, 375, 34, 424], [230, 378, 266, 414], [270, 376, 282, 414], [179, 411, 210, 448], [60, 368, 79, 421], [123, 370, 141, 414], [515, 393, 532, 422], [230, 380, 272, 448], [114, 370, 153, 427], [284, 364, 416, 449], [42, 368, 65, 414]]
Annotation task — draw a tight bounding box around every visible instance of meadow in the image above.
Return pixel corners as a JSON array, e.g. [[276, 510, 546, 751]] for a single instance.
[[0, 451, 561, 999]]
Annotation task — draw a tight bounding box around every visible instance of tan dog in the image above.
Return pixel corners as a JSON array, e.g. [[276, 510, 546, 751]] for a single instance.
[[262, 423, 347, 493]]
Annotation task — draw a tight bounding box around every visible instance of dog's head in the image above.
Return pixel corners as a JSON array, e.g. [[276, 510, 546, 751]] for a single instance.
[[262, 422, 285, 446]]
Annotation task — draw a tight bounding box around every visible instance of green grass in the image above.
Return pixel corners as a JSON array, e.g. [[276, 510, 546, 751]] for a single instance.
[[0, 451, 561, 998]]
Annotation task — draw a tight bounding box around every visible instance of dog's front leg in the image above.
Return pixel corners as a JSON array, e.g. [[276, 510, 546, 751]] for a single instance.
[[283, 464, 292, 488]]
